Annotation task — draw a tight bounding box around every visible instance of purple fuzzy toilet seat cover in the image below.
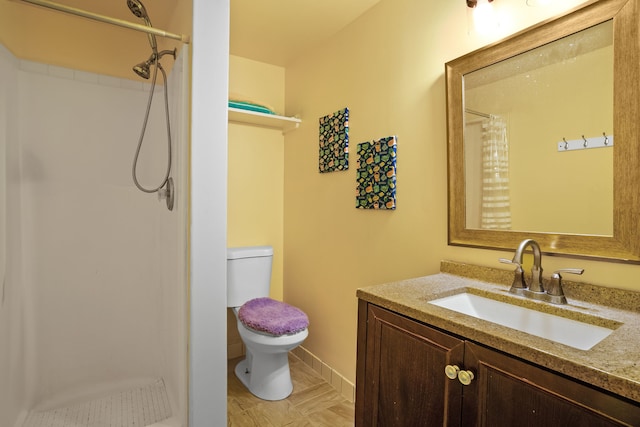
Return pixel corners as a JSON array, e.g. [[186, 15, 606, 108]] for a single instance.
[[238, 297, 309, 336]]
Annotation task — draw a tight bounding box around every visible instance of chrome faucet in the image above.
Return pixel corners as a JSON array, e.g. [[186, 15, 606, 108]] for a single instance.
[[500, 239, 584, 304]]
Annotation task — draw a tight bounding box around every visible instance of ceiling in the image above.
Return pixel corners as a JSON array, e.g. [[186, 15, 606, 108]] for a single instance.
[[229, 0, 381, 66], [21, 0, 381, 67]]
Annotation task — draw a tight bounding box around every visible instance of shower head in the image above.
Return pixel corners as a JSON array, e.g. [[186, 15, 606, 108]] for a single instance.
[[132, 49, 175, 79], [127, 0, 149, 20], [127, 0, 157, 52], [133, 53, 155, 79], [133, 60, 152, 79]]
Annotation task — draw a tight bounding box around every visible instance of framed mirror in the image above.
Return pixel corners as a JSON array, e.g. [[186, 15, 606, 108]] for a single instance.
[[446, 0, 640, 262]]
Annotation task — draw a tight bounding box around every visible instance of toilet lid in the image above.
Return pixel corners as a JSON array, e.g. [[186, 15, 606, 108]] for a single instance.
[[238, 297, 309, 336]]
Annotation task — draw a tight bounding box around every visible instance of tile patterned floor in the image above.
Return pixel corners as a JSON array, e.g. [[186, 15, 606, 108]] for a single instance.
[[22, 379, 172, 427], [227, 354, 355, 426]]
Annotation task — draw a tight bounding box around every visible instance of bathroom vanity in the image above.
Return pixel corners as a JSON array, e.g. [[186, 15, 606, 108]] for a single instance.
[[355, 262, 640, 426]]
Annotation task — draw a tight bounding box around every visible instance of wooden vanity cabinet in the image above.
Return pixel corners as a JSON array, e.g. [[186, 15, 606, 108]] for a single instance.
[[355, 300, 640, 427], [356, 299, 465, 426]]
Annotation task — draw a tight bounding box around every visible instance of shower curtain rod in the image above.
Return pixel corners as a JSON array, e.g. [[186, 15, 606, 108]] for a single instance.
[[465, 108, 492, 119], [18, 0, 191, 44]]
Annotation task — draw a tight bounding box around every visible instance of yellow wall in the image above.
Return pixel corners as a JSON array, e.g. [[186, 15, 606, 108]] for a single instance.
[[227, 55, 286, 301], [282, 0, 640, 386]]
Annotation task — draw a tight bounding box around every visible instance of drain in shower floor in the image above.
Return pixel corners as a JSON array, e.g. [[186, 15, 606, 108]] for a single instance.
[[22, 378, 172, 427]]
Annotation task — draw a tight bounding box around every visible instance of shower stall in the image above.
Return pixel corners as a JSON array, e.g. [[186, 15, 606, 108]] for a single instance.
[[0, 1, 195, 426]]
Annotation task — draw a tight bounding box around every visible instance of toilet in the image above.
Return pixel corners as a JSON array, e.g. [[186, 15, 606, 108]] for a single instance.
[[227, 246, 309, 401]]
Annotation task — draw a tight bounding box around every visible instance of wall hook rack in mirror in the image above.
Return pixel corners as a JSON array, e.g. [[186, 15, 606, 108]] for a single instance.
[[557, 133, 614, 152]]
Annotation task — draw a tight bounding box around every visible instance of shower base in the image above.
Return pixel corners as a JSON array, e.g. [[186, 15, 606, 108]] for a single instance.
[[22, 378, 174, 427]]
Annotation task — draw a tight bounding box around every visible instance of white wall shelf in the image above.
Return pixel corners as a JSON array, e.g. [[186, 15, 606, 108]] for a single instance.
[[228, 107, 301, 134]]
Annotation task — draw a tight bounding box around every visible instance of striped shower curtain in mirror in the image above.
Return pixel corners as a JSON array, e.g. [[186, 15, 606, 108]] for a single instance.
[[481, 115, 511, 229]]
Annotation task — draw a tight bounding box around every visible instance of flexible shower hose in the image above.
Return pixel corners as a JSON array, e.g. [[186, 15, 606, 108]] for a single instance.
[[132, 60, 172, 194]]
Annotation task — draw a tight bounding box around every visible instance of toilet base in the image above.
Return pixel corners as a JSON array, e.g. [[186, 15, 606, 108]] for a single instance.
[[234, 351, 293, 401]]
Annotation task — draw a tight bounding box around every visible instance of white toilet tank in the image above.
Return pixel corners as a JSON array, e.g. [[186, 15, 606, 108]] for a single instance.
[[227, 246, 273, 308]]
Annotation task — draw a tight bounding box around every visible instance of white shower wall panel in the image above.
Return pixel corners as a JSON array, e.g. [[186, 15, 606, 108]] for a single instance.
[[17, 60, 185, 409], [160, 46, 189, 422], [0, 42, 27, 427]]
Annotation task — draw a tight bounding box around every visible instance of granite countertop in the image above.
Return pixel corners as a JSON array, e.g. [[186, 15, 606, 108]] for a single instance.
[[356, 260, 640, 403]]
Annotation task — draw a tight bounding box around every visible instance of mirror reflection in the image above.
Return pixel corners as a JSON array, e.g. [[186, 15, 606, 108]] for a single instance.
[[463, 20, 613, 236]]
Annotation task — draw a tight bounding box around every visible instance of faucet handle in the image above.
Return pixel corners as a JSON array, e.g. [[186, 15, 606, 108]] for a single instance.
[[546, 268, 584, 304], [499, 258, 527, 290], [553, 268, 585, 277]]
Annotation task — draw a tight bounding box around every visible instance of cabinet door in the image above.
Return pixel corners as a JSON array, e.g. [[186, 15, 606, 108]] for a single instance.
[[356, 302, 465, 426], [463, 342, 640, 427]]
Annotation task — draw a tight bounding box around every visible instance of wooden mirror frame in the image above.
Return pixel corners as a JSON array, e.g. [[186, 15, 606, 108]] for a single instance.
[[446, 0, 640, 263]]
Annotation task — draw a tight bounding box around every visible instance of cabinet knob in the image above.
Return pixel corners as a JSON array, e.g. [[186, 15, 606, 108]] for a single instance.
[[444, 364, 460, 380], [458, 370, 475, 386]]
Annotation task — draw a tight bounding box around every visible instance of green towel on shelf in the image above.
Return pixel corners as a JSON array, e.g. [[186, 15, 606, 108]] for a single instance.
[[228, 100, 276, 115]]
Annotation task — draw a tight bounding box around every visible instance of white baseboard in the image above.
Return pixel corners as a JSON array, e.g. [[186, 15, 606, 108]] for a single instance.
[[291, 346, 355, 403], [227, 341, 355, 403]]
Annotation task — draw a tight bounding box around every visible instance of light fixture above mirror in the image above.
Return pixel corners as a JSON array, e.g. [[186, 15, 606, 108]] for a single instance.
[[466, 0, 504, 37], [466, 0, 493, 7]]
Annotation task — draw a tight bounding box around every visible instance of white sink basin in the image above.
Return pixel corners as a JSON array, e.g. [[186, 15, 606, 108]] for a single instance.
[[429, 292, 615, 350]]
